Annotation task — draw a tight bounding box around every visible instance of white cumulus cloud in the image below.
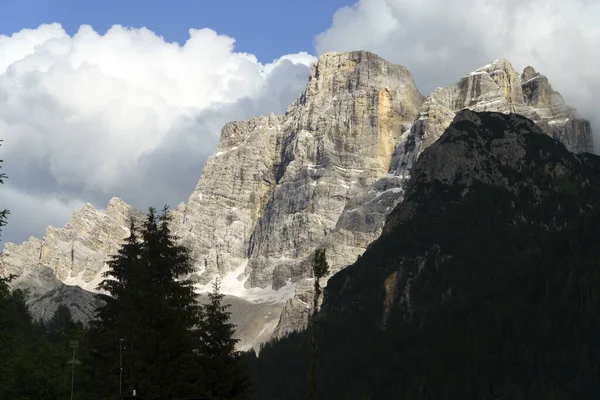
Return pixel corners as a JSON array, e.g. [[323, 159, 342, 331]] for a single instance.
[[0, 23, 316, 245], [316, 0, 600, 149]]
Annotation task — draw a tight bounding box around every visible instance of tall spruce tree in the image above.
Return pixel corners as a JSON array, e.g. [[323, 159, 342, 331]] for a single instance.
[[46, 304, 80, 343], [307, 249, 329, 400], [199, 278, 251, 400], [87, 207, 203, 400]]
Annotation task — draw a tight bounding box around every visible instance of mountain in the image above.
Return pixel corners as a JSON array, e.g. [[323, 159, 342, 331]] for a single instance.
[[250, 110, 600, 399], [0, 51, 595, 349]]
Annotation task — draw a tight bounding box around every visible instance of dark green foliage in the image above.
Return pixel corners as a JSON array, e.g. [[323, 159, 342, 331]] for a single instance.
[[86, 207, 204, 400], [199, 279, 252, 400], [46, 304, 81, 343], [0, 285, 84, 399], [251, 113, 600, 399], [307, 249, 329, 400], [312, 249, 329, 280]]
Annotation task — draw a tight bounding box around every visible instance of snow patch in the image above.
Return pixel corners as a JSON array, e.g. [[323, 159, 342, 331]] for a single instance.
[[548, 117, 571, 125], [63, 262, 110, 292], [374, 187, 404, 199], [195, 259, 296, 304], [334, 165, 364, 173], [215, 145, 239, 157], [300, 130, 314, 138]]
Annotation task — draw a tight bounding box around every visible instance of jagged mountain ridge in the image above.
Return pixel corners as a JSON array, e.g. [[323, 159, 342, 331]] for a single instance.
[[0, 51, 594, 346]]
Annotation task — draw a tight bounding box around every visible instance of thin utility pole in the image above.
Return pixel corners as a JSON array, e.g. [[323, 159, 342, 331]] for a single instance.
[[69, 340, 79, 400], [119, 338, 125, 396]]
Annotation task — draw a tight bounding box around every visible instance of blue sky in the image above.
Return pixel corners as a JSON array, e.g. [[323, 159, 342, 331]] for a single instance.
[[1, 0, 353, 62]]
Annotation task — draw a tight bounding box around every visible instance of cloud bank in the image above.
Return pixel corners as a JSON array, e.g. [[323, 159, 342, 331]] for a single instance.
[[316, 0, 600, 149], [0, 23, 315, 245]]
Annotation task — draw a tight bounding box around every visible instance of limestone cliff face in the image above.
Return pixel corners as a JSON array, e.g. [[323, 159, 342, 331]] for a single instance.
[[245, 51, 424, 289], [172, 115, 284, 284], [0, 198, 142, 324], [171, 51, 424, 291]]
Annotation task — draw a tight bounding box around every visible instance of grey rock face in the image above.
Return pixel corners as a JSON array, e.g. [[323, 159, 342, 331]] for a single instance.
[[1, 197, 143, 291], [245, 51, 424, 289], [173, 115, 284, 284], [172, 51, 424, 292], [27, 284, 102, 324], [391, 59, 593, 178]]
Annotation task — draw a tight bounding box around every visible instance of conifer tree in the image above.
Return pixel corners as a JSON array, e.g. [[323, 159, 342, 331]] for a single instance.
[[307, 248, 329, 400], [199, 278, 251, 400], [87, 207, 203, 400], [46, 304, 80, 343]]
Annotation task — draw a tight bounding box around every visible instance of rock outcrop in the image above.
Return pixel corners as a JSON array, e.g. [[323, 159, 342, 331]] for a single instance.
[[172, 115, 284, 284], [243, 51, 424, 289], [1, 52, 594, 346]]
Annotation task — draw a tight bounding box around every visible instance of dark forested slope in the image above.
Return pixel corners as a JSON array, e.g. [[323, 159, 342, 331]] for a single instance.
[[250, 110, 600, 399]]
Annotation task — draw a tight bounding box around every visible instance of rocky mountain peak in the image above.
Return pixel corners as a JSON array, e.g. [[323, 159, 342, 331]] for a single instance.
[[218, 114, 281, 150], [105, 197, 135, 217], [293, 51, 420, 108], [521, 65, 540, 82], [1, 197, 143, 301]]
